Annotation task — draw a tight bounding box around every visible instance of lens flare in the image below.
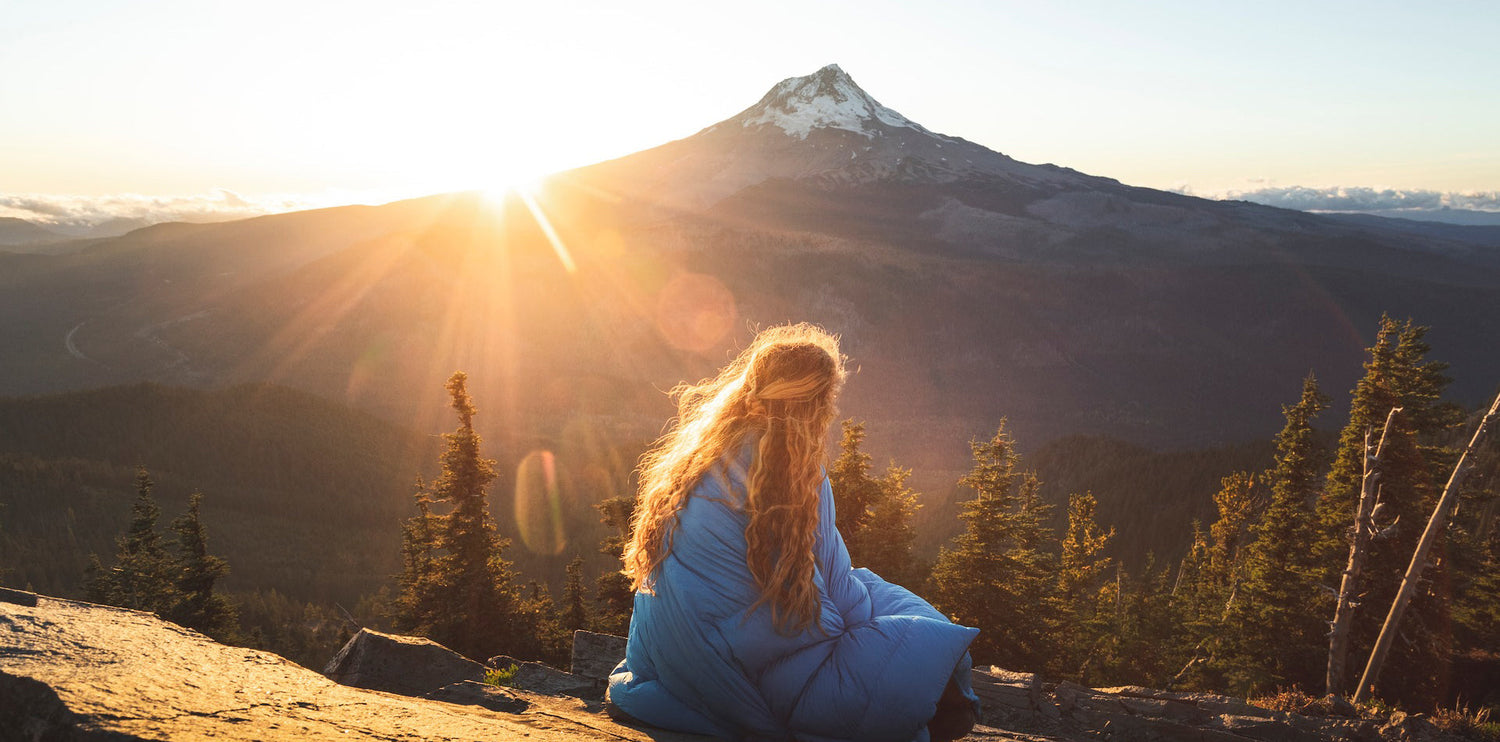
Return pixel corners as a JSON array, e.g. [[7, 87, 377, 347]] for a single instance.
[[344, 339, 390, 405], [518, 190, 576, 273], [561, 414, 632, 500], [655, 272, 736, 353], [514, 449, 568, 555]]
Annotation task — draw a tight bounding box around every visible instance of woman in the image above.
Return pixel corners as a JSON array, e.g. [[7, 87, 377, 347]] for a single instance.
[[607, 324, 980, 742]]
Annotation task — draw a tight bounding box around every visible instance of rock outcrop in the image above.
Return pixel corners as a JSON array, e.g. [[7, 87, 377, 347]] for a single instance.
[[0, 589, 1465, 742], [967, 668, 1461, 742], [0, 590, 709, 741], [323, 627, 487, 696]]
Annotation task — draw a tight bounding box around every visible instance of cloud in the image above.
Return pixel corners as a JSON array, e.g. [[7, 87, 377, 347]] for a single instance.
[[0, 189, 361, 237], [1182, 185, 1500, 214]]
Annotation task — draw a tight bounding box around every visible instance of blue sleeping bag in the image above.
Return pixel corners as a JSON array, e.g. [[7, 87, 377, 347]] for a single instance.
[[607, 446, 980, 742]]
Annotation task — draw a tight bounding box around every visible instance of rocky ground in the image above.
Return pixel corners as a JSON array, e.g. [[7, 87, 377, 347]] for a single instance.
[[0, 587, 1468, 741]]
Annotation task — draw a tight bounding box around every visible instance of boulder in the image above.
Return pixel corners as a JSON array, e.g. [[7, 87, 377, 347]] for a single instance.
[[425, 680, 529, 713], [488, 654, 600, 699], [323, 627, 485, 696], [571, 630, 627, 682]]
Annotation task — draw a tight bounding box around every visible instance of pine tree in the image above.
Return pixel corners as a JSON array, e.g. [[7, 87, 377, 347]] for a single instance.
[[1174, 472, 1260, 691], [1013, 472, 1054, 554], [1449, 408, 1500, 671], [853, 462, 923, 588], [1052, 491, 1115, 680], [929, 421, 1057, 670], [395, 372, 525, 661], [590, 493, 635, 635], [1314, 317, 1459, 705], [164, 492, 239, 642], [829, 419, 882, 558], [395, 481, 441, 629], [561, 554, 589, 635], [1206, 472, 1260, 592], [1057, 492, 1114, 607], [84, 468, 177, 613], [524, 580, 567, 667], [1093, 557, 1180, 688], [1223, 374, 1331, 694], [1316, 318, 1400, 567]]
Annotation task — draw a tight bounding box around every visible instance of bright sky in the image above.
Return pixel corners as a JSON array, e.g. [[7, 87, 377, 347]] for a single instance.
[[2, 0, 1496, 212]]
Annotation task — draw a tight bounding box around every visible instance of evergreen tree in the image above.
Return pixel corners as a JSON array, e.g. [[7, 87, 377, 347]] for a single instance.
[[590, 493, 635, 635], [829, 419, 882, 558], [1173, 472, 1260, 691], [1173, 521, 1213, 626], [394, 372, 525, 661], [1093, 557, 1180, 688], [1057, 492, 1114, 606], [561, 554, 589, 635], [929, 421, 1057, 670], [1052, 491, 1115, 680], [1316, 316, 1401, 566], [1314, 316, 1459, 706], [1013, 472, 1054, 554], [84, 468, 177, 613], [395, 481, 440, 628], [164, 492, 239, 642], [1451, 509, 1500, 661], [1449, 411, 1500, 668], [524, 580, 567, 667], [852, 462, 923, 588], [1223, 374, 1331, 694], [1206, 472, 1260, 592]]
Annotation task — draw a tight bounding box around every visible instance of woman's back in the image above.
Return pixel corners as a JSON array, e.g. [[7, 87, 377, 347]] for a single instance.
[[610, 442, 979, 742]]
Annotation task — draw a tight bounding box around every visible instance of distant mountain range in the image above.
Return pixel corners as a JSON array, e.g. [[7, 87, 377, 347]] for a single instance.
[[3, 64, 1498, 488], [0, 217, 65, 247]]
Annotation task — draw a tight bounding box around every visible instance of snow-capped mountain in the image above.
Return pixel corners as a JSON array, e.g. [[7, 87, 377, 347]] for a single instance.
[[575, 64, 1091, 210], [734, 63, 931, 140], [567, 64, 1500, 272], [3, 63, 1498, 478]]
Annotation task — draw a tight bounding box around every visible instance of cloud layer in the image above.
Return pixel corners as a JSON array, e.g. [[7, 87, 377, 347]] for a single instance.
[[1184, 185, 1500, 214], [0, 190, 352, 237]]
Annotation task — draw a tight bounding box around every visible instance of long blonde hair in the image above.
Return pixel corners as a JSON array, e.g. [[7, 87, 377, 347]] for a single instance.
[[623, 323, 846, 633]]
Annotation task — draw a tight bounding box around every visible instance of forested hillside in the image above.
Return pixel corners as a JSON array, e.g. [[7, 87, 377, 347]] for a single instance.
[[835, 317, 1499, 711], [4, 321, 1495, 712], [0, 383, 436, 602], [1031, 436, 1280, 565]]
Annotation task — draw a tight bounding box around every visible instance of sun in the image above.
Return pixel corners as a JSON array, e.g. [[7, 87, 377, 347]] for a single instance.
[[469, 172, 577, 275], [478, 173, 547, 205]]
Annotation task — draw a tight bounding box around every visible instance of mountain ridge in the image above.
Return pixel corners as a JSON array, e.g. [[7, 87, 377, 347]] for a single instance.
[[0, 64, 1497, 493]]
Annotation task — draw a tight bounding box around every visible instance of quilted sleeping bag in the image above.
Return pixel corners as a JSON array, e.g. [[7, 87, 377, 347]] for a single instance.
[[607, 446, 980, 742]]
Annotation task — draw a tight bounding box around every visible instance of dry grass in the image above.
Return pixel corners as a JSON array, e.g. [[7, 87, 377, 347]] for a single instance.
[[1251, 688, 1342, 717], [1432, 705, 1500, 742], [1250, 689, 1500, 741]]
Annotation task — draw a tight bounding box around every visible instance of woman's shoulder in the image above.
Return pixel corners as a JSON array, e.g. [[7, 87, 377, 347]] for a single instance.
[[688, 438, 756, 504]]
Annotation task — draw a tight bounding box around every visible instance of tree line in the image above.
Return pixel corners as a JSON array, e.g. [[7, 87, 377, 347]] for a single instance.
[[390, 371, 634, 667], [833, 314, 1495, 711], [71, 315, 1497, 714], [81, 468, 239, 643], [382, 316, 1498, 711]]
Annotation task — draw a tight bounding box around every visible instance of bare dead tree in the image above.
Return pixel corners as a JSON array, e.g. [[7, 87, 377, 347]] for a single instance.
[[1352, 391, 1500, 704], [1326, 407, 1401, 697]]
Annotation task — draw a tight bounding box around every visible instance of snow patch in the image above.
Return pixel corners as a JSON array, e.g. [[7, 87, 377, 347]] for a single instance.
[[740, 64, 926, 140]]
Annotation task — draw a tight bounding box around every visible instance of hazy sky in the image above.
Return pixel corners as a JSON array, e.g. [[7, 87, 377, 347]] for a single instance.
[[2, 0, 1496, 213]]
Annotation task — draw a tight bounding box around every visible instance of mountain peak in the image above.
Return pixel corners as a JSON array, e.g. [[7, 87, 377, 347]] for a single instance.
[[734, 64, 925, 140]]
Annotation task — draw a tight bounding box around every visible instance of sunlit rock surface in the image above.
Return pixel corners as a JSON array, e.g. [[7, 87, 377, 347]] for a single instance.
[[0, 589, 1459, 742], [0, 591, 711, 741]]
